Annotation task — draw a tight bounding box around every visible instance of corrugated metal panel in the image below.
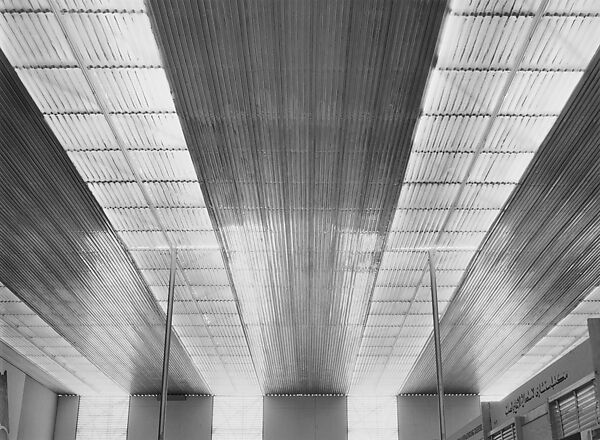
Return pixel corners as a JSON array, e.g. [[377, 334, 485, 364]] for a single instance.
[[76, 396, 129, 440], [0, 48, 208, 394], [403, 41, 600, 393], [0, 1, 260, 394], [147, 0, 448, 393], [356, 0, 600, 395], [550, 380, 600, 438]]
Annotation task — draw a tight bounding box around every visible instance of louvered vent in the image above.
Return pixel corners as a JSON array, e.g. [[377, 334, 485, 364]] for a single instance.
[[490, 423, 517, 440], [75, 396, 129, 440], [550, 381, 600, 439], [212, 396, 263, 440]]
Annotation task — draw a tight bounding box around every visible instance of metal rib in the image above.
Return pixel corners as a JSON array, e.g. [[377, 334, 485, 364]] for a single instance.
[[0, 48, 208, 394], [403, 42, 600, 393], [146, 0, 447, 393]]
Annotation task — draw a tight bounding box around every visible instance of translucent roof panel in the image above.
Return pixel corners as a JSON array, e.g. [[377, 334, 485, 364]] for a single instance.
[[0, 1, 259, 395], [352, 0, 600, 394]]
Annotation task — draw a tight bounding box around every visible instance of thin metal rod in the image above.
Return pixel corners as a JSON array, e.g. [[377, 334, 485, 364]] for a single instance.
[[429, 250, 446, 440], [158, 248, 177, 440]]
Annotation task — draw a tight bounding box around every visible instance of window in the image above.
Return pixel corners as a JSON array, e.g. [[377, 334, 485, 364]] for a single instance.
[[212, 396, 262, 440], [490, 423, 517, 440], [550, 380, 600, 439], [76, 396, 129, 440], [348, 396, 398, 440]]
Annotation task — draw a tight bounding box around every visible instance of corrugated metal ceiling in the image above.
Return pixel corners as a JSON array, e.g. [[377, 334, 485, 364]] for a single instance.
[[1, 0, 600, 398], [403, 35, 600, 393], [0, 47, 207, 394], [147, 0, 447, 393]]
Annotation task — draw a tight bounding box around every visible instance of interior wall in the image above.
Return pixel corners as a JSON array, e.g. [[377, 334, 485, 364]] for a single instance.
[[0, 357, 59, 440], [17, 375, 57, 440], [397, 395, 481, 440], [0, 358, 25, 440], [263, 396, 347, 440], [52, 396, 79, 440], [489, 340, 592, 429], [521, 413, 552, 440], [127, 396, 212, 440]]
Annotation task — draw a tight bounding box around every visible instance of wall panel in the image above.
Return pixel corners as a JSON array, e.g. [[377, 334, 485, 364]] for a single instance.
[[264, 396, 347, 440], [17, 376, 57, 440], [127, 396, 212, 440], [53, 396, 79, 440], [397, 395, 481, 440]]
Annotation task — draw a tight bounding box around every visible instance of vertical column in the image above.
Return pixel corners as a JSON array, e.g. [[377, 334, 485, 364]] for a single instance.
[[587, 318, 600, 403], [429, 251, 446, 440], [158, 249, 177, 440]]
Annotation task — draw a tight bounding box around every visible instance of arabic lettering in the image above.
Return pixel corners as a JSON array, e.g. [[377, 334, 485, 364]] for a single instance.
[[504, 371, 569, 416]]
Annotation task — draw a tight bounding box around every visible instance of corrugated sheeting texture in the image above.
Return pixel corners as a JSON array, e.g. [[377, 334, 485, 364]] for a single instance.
[[355, 0, 600, 394], [0, 1, 259, 394], [403, 38, 600, 394], [0, 49, 207, 394], [482, 286, 600, 400], [0, 283, 121, 395], [147, 0, 447, 393]]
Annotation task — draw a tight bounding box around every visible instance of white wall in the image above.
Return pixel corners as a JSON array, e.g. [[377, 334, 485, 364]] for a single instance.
[[0, 359, 25, 440], [489, 340, 592, 429], [521, 413, 551, 440], [17, 375, 56, 440], [127, 396, 212, 440], [397, 395, 481, 440], [0, 357, 58, 440], [53, 396, 79, 440], [264, 396, 347, 440]]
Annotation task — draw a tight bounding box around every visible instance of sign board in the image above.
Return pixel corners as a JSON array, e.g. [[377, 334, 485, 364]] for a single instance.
[[490, 340, 592, 428]]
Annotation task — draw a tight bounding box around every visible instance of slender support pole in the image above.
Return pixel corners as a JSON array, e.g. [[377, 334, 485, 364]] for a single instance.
[[158, 248, 177, 440], [429, 250, 446, 440]]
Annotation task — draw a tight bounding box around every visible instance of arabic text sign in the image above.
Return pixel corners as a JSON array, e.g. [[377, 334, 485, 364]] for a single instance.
[[504, 372, 568, 416]]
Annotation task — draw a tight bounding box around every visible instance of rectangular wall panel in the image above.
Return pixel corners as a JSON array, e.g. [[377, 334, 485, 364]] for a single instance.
[[397, 395, 481, 440], [264, 396, 347, 440], [18, 375, 57, 440], [127, 396, 212, 440], [53, 396, 80, 440]]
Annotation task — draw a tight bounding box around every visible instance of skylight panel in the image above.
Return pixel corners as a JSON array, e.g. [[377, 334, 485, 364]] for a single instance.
[[0, 13, 74, 65]]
